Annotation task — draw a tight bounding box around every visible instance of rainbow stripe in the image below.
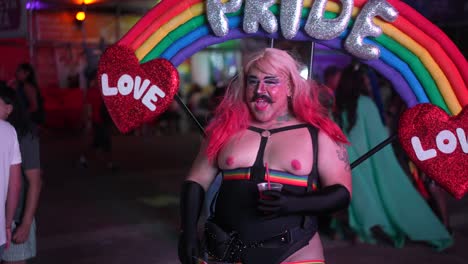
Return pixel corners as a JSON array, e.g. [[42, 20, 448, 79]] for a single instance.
[[282, 261, 325, 264], [222, 168, 318, 189], [196, 259, 207, 264], [116, 0, 468, 115], [223, 168, 251, 180], [268, 169, 309, 188], [197, 258, 323, 264]]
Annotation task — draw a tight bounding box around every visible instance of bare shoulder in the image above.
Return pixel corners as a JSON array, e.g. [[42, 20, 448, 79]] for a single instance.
[[186, 139, 219, 191], [317, 130, 352, 191]]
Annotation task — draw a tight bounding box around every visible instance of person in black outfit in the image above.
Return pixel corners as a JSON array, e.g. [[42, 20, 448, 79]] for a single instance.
[[9, 63, 45, 125], [178, 48, 352, 264]]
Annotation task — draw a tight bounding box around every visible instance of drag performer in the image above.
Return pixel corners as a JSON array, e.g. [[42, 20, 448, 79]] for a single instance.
[[178, 48, 352, 264]]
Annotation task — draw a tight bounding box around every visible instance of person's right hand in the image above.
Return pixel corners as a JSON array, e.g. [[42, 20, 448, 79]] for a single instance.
[[179, 181, 205, 263], [5, 227, 12, 249], [177, 231, 199, 264], [13, 222, 31, 243]]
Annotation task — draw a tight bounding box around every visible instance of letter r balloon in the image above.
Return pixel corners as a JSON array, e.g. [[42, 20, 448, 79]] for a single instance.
[[243, 0, 278, 34]]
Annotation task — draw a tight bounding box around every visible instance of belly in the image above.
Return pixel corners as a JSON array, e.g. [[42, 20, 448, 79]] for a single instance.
[[284, 233, 324, 262]]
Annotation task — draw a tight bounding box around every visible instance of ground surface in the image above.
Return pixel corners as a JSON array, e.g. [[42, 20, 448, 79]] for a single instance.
[[31, 130, 468, 264]]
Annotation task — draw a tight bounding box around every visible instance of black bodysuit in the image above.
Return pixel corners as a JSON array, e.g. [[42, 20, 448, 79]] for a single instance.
[[211, 124, 320, 264]]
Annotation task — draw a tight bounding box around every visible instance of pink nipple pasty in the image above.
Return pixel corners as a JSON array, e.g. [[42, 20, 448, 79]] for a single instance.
[[291, 159, 301, 170], [226, 156, 234, 166]]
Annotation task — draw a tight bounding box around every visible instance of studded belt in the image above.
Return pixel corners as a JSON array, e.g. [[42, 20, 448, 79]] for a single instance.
[[205, 226, 306, 262]]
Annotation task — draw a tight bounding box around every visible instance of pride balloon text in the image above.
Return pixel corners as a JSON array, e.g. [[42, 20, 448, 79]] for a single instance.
[[207, 0, 398, 59]]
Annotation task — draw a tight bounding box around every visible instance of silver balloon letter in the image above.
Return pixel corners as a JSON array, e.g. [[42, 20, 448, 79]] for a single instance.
[[207, 0, 243, 36], [243, 0, 278, 34], [344, 0, 398, 60], [305, 0, 353, 40], [280, 0, 303, 39]]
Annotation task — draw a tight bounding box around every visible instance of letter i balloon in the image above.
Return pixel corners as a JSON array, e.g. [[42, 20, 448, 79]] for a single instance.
[[97, 0, 467, 198]]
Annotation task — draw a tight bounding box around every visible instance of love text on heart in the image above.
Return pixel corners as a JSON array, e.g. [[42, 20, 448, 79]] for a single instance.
[[411, 128, 467, 161], [101, 73, 166, 111]]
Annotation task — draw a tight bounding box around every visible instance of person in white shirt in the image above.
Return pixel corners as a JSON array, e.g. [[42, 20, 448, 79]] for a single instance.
[[0, 92, 22, 257]]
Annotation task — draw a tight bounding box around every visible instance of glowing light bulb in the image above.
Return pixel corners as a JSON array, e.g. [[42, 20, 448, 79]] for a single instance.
[[75, 11, 86, 21]]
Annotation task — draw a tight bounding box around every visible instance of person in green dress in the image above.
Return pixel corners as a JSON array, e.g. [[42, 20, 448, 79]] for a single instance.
[[331, 62, 453, 251]]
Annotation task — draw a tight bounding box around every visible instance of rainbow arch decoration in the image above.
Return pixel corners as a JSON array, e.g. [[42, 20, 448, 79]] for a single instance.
[[98, 0, 468, 133]]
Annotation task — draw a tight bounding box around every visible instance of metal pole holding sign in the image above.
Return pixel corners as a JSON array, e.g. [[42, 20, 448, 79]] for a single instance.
[[174, 93, 206, 137], [351, 134, 398, 169], [308, 42, 315, 80]]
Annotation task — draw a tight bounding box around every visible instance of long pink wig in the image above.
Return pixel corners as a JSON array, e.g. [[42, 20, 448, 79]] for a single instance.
[[205, 48, 348, 161]]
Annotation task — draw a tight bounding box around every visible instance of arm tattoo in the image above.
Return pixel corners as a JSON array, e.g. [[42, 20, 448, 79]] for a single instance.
[[336, 143, 351, 172]]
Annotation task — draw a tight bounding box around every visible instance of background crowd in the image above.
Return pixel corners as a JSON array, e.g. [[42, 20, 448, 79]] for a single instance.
[[0, 42, 458, 263]]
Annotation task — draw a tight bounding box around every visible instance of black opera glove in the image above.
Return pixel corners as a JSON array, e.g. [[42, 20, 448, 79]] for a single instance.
[[178, 231, 200, 264], [178, 181, 205, 264], [257, 184, 351, 216]]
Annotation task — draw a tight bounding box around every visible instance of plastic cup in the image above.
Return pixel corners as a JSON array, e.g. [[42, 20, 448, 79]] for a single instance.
[[257, 182, 283, 199]]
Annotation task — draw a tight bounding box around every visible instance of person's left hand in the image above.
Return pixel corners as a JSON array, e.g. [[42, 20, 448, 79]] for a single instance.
[[13, 223, 31, 244], [177, 231, 200, 264], [257, 190, 300, 215], [5, 227, 11, 249], [258, 184, 351, 216]]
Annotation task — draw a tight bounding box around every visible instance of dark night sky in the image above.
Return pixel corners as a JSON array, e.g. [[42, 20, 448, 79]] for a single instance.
[[403, 0, 467, 24], [403, 0, 468, 58]]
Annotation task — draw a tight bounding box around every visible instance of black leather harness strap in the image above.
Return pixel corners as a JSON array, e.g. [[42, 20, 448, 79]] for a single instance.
[[303, 126, 319, 228]]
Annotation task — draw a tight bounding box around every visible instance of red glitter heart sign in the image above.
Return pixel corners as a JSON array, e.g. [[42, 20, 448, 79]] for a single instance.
[[98, 45, 179, 133], [398, 104, 468, 199]]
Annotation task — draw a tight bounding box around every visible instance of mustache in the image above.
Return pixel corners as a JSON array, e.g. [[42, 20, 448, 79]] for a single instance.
[[250, 94, 273, 103]]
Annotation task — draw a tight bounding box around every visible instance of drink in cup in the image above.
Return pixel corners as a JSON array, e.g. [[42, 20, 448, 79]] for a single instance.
[[257, 182, 283, 199]]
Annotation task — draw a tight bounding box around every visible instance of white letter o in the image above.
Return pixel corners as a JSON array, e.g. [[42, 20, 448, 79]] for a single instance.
[[117, 74, 134, 96], [436, 130, 457, 154]]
